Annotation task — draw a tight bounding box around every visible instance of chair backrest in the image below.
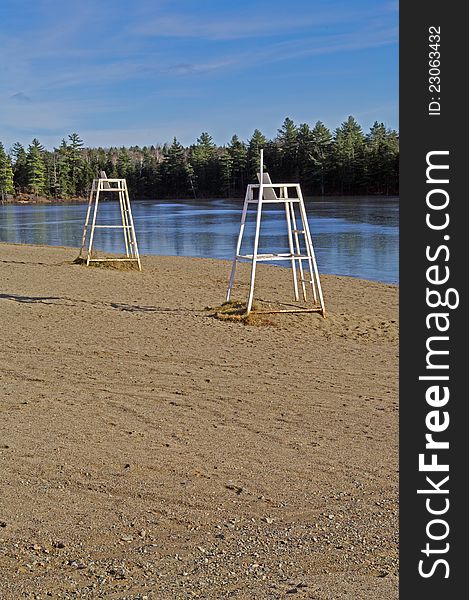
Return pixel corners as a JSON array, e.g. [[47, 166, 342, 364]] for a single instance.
[[256, 172, 278, 200], [99, 170, 111, 189]]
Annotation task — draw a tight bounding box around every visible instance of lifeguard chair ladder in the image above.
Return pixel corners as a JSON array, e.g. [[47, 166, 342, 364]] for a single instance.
[[226, 150, 325, 316], [78, 171, 141, 270]]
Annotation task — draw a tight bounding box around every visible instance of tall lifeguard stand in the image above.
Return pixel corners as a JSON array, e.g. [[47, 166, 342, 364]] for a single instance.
[[78, 171, 141, 270], [226, 150, 326, 316]]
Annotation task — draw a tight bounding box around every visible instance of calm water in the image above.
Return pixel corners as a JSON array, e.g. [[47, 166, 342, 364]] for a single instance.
[[0, 197, 398, 283]]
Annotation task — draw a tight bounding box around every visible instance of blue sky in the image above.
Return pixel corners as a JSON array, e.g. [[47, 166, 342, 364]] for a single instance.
[[0, 0, 398, 150]]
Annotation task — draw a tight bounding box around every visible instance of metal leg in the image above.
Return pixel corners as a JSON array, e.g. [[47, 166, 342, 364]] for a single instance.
[[289, 202, 307, 301], [298, 193, 317, 303], [124, 182, 142, 270], [246, 196, 263, 314], [246, 155, 264, 312], [226, 188, 250, 301], [283, 187, 299, 301], [118, 187, 130, 258], [87, 186, 100, 266], [79, 182, 95, 258], [298, 188, 326, 316]]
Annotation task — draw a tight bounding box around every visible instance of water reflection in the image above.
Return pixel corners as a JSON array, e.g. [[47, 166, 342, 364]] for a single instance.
[[0, 196, 398, 283]]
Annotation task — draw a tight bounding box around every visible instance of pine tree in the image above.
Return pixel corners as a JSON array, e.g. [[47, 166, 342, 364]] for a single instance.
[[10, 142, 28, 193], [116, 147, 132, 178], [68, 133, 84, 195], [189, 132, 220, 196], [296, 123, 314, 189], [227, 134, 247, 195], [276, 117, 299, 180], [77, 161, 95, 197], [263, 140, 280, 182], [365, 122, 399, 194], [96, 147, 108, 176], [27, 139, 47, 197], [219, 150, 233, 197], [333, 116, 366, 194], [55, 140, 72, 198], [308, 121, 333, 195], [43, 149, 57, 200], [104, 149, 118, 179], [247, 129, 268, 181], [162, 137, 194, 197], [0, 118, 398, 200], [138, 147, 160, 197], [0, 142, 15, 198]]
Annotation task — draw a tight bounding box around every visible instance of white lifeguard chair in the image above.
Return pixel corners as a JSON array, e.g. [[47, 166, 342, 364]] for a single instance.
[[78, 171, 141, 270], [226, 150, 326, 316]]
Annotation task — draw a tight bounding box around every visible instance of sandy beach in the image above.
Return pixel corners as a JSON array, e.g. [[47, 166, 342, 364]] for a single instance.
[[0, 243, 398, 599]]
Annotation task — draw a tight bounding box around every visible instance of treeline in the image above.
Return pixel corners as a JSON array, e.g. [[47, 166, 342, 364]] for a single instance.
[[0, 116, 399, 200]]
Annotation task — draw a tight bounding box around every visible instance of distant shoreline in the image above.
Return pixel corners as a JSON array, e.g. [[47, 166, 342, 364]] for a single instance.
[[1, 194, 88, 205], [1, 192, 399, 206]]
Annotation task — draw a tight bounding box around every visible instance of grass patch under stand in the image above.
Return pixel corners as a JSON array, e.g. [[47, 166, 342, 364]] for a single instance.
[[72, 256, 140, 271], [206, 301, 275, 326]]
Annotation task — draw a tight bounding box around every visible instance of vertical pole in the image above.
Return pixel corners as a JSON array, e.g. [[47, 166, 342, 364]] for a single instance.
[[226, 186, 250, 301], [87, 181, 101, 266], [79, 180, 95, 258], [297, 186, 317, 302], [118, 182, 130, 258], [123, 180, 141, 270], [289, 200, 307, 301], [298, 186, 326, 316], [283, 186, 299, 301], [246, 149, 264, 313], [123, 182, 135, 258]]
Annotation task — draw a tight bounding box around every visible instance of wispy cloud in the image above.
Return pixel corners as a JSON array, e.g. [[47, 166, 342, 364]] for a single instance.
[[133, 14, 329, 40], [163, 58, 239, 77], [160, 25, 398, 78], [0, 0, 397, 93], [9, 92, 32, 102], [252, 25, 398, 63], [131, 6, 375, 41], [4, 27, 393, 98], [0, 1, 398, 149]]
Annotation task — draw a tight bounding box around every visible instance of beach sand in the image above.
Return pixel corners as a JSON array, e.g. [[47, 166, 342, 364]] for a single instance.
[[0, 243, 398, 599]]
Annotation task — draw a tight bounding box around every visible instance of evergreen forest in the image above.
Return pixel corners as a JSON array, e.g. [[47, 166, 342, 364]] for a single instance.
[[0, 117, 399, 201]]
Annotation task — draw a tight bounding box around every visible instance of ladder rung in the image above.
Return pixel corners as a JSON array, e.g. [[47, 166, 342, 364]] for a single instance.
[[94, 225, 131, 229], [246, 198, 301, 204], [292, 229, 305, 234], [237, 253, 311, 261], [87, 258, 139, 262], [299, 279, 313, 284]]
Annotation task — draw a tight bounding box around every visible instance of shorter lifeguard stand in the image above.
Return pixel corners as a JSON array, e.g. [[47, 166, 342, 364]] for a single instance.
[[226, 150, 325, 316], [78, 171, 141, 270]]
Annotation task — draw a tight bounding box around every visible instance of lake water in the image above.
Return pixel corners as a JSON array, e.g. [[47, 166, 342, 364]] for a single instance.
[[0, 197, 398, 283]]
